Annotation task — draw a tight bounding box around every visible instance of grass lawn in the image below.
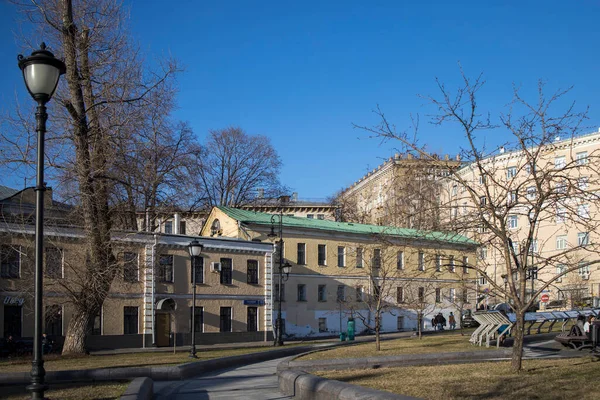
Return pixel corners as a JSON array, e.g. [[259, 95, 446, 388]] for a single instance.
[[0, 345, 284, 373], [2, 381, 128, 400], [298, 330, 487, 361], [316, 357, 600, 400]]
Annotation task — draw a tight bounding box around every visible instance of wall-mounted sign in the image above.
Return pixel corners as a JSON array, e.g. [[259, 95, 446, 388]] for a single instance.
[[243, 300, 265, 306], [3, 296, 25, 306]]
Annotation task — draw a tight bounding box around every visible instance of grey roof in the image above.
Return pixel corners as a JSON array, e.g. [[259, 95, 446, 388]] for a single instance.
[[0, 185, 20, 201]]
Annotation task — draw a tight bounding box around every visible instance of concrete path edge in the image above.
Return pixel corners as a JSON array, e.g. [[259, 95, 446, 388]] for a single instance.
[[119, 377, 153, 400]]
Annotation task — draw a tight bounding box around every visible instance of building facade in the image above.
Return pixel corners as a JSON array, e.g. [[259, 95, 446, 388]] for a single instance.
[[202, 206, 478, 336]]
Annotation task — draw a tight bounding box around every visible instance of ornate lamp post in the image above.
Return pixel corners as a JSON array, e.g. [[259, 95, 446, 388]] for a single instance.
[[268, 199, 292, 346], [18, 42, 66, 400], [188, 240, 203, 358]]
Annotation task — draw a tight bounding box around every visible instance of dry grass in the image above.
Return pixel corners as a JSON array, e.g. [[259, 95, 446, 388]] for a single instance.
[[1, 381, 128, 400], [298, 331, 487, 361], [317, 357, 600, 400], [0, 346, 283, 373]]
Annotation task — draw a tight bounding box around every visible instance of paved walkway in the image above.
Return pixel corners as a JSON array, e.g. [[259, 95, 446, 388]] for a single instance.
[[154, 356, 293, 400]]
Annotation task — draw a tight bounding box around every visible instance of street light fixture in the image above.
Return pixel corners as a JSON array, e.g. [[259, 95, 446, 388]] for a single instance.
[[269, 197, 292, 346], [18, 42, 66, 400], [188, 240, 203, 358]]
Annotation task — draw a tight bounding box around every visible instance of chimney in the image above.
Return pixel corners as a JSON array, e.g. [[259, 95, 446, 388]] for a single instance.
[[444, 154, 449, 160], [555, 136, 561, 142], [499, 146, 505, 154], [456, 154, 461, 161], [292, 192, 298, 202]]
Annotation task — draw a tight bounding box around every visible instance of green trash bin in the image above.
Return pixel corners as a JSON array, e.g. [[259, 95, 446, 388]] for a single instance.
[[347, 318, 355, 341], [340, 332, 346, 341]]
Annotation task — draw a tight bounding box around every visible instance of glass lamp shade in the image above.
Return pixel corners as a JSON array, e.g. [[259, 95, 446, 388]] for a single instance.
[[188, 240, 203, 257], [282, 263, 292, 275], [18, 43, 66, 103]]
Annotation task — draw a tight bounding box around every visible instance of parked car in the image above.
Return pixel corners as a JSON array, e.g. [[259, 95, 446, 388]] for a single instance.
[[461, 309, 479, 328]]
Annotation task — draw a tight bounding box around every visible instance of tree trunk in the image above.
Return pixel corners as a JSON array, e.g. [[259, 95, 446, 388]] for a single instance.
[[511, 310, 525, 371], [375, 312, 381, 351], [417, 312, 422, 339], [62, 307, 91, 355]]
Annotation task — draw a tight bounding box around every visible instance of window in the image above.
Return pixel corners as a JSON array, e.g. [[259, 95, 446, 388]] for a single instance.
[[479, 247, 487, 260], [556, 235, 567, 250], [576, 151, 588, 165], [297, 284, 307, 301], [556, 206, 566, 223], [525, 163, 535, 175], [508, 190, 518, 204], [556, 181, 567, 194], [578, 177, 589, 190], [123, 306, 138, 334], [526, 186, 536, 200], [247, 260, 259, 284], [337, 246, 346, 267], [337, 285, 345, 302], [91, 309, 102, 335], [506, 166, 517, 179], [449, 255, 455, 273], [191, 256, 204, 284], [435, 288, 441, 303], [317, 214, 325, 220], [554, 155, 566, 169], [373, 249, 381, 268], [45, 305, 62, 336], [397, 287, 404, 303], [578, 232, 590, 246], [556, 264, 566, 282], [220, 258, 233, 284], [462, 288, 469, 303], [462, 256, 469, 273], [190, 306, 204, 333], [247, 307, 258, 332], [397, 251, 404, 270], [479, 175, 486, 184], [478, 224, 488, 234], [508, 215, 518, 229], [449, 288, 456, 302], [164, 221, 172, 234], [275, 283, 285, 302], [578, 204, 590, 219], [578, 262, 590, 277], [307, 214, 314, 219], [318, 285, 327, 302], [397, 316, 405, 331], [436, 254, 442, 272], [478, 276, 487, 285], [356, 286, 364, 301], [479, 196, 487, 206], [46, 247, 63, 279], [452, 184, 458, 196], [220, 307, 232, 332], [511, 241, 520, 255], [1, 245, 20, 278], [179, 220, 186, 235], [123, 252, 139, 282], [356, 247, 363, 268], [297, 243, 306, 265], [318, 244, 327, 266], [530, 240, 538, 254], [318, 318, 327, 332], [159, 254, 173, 282], [418, 287, 425, 303], [452, 206, 458, 218], [418, 251, 425, 271]]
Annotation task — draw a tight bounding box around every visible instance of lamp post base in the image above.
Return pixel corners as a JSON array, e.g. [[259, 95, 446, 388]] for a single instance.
[[27, 382, 48, 400]]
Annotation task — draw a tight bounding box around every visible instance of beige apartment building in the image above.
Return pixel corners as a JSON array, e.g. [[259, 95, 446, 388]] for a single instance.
[[201, 206, 478, 336], [441, 132, 600, 308], [341, 153, 462, 228], [1, 186, 274, 348]]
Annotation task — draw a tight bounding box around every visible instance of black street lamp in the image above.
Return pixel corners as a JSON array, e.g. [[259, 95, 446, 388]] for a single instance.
[[18, 42, 66, 400], [268, 199, 292, 346], [188, 240, 203, 358]]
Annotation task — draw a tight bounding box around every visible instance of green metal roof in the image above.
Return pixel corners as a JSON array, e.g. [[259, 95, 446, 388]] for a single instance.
[[217, 206, 478, 246]]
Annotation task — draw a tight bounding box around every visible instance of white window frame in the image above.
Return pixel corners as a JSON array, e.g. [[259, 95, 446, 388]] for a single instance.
[[556, 206, 566, 223], [576, 151, 588, 166], [337, 246, 346, 267], [508, 215, 518, 229], [578, 232, 590, 246], [578, 204, 590, 219], [526, 186, 536, 200], [554, 156, 566, 169], [578, 176, 589, 190], [418, 251, 425, 271], [435, 254, 442, 272], [479, 246, 487, 260], [556, 235, 567, 250], [506, 166, 517, 179], [397, 251, 404, 270]]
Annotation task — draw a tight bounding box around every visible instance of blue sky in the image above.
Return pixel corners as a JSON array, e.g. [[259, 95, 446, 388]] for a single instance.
[[2, 1, 600, 200]]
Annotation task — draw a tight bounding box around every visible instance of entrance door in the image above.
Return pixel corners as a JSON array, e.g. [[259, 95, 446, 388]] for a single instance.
[[156, 313, 170, 347], [3, 305, 22, 337]]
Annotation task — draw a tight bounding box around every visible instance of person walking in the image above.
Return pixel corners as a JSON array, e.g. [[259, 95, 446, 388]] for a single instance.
[[432, 315, 438, 331], [449, 312, 456, 330]]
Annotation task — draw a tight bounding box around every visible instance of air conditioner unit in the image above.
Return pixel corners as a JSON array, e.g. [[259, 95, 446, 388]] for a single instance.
[[210, 262, 221, 273]]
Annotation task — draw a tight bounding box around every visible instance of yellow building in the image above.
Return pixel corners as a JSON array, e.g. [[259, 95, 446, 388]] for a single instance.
[[202, 206, 478, 335]]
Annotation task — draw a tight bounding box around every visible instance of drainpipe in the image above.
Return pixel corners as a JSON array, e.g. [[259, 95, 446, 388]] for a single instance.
[[152, 234, 158, 346]]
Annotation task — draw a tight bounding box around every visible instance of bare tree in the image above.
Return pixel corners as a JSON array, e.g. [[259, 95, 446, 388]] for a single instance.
[[5, 0, 180, 354], [191, 127, 285, 208], [355, 71, 600, 371]]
